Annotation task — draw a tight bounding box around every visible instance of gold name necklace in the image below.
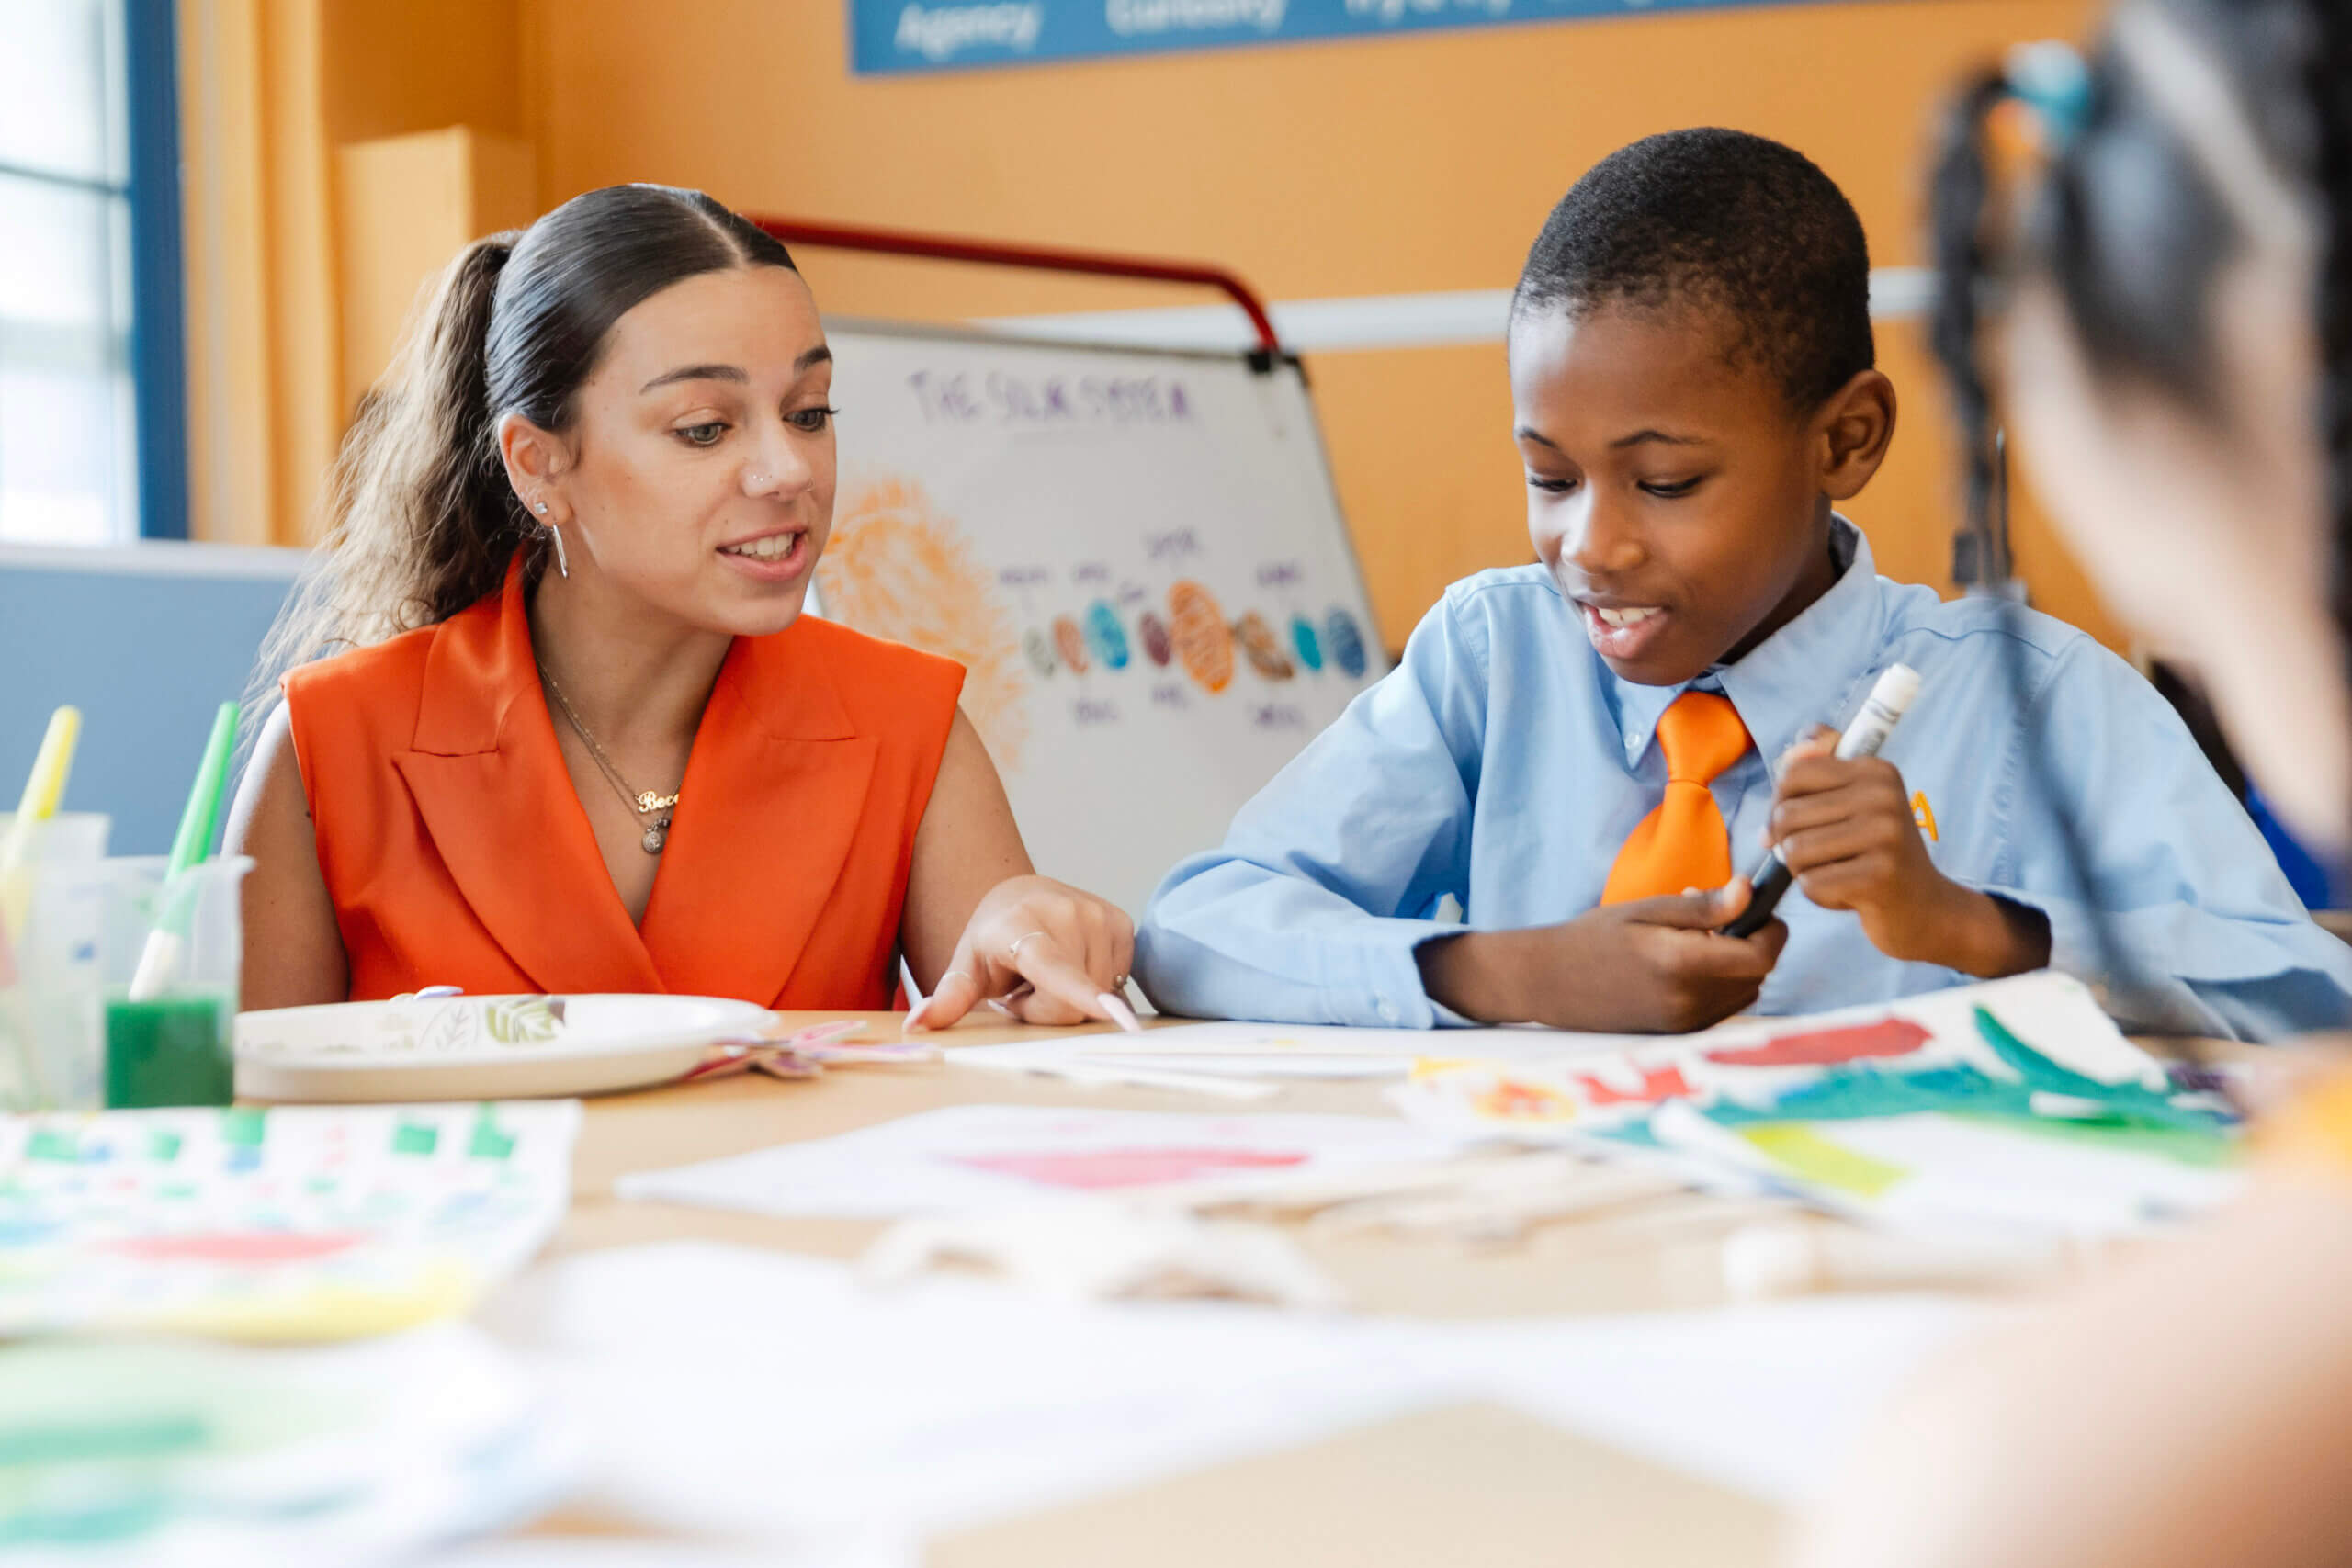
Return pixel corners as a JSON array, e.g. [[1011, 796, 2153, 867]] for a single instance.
[[537, 661, 682, 855]]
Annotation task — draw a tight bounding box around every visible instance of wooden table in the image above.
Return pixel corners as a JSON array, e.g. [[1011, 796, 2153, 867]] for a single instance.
[[517, 1010, 1817, 1564]]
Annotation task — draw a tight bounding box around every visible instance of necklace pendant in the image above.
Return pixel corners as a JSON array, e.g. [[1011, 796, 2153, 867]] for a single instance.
[[642, 818, 670, 855]]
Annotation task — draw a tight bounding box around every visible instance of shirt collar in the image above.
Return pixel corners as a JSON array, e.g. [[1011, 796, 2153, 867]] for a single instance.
[[1605, 516, 1888, 768]]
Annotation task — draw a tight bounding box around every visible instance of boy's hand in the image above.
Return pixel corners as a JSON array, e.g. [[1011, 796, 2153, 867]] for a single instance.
[[1418, 882, 1787, 1033], [1768, 727, 2049, 976]]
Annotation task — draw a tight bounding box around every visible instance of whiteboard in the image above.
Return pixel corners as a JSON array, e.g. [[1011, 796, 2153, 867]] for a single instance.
[[814, 323, 1388, 917]]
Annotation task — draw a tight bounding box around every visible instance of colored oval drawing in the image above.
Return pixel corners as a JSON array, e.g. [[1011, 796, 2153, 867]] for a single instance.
[[1137, 611, 1173, 667], [1082, 600, 1131, 670], [1168, 580, 1235, 694], [817, 479, 1031, 767], [1289, 615, 1323, 672], [1323, 607, 1369, 679], [1023, 626, 1057, 677], [1236, 611, 1295, 681], [1052, 615, 1091, 675]]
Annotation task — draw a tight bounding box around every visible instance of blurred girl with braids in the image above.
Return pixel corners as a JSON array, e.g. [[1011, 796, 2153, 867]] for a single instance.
[[221, 184, 1135, 1031], [1795, 2, 2352, 1564]]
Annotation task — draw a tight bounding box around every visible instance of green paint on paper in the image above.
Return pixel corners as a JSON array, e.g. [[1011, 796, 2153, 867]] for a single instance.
[[1973, 1006, 2111, 1098], [0, 1497, 168, 1548], [0, 1415, 208, 1466], [220, 1107, 267, 1146], [391, 1123, 437, 1156], [25, 1130, 81, 1163], [305, 1175, 337, 1193], [146, 1131, 182, 1162], [467, 1110, 514, 1160], [1721, 1062, 2024, 1124], [1957, 1111, 2237, 1168], [1973, 1007, 2229, 1134], [156, 1182, 196, 1200], [1739, 1123, 1910, 1199]]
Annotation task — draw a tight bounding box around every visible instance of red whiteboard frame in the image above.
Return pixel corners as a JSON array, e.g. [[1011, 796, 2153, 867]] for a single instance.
[[748, 216, 1284, 363]]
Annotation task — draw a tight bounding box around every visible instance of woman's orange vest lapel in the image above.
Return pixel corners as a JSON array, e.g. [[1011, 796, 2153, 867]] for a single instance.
[[390, 556, 880, 1006]]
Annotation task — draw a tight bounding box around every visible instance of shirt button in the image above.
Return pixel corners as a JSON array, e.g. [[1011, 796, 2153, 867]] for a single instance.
[[1626, 729, 1645, 752], [1376, 998, 1400, 1023]]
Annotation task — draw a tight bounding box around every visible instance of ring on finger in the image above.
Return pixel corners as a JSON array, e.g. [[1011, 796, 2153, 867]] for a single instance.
[[1006, 929, 1051, 964]]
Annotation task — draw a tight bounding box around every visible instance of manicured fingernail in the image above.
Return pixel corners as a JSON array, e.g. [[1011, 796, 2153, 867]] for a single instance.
[[903, 998, 933, 1032], [1098, 992, 1143, 1033]]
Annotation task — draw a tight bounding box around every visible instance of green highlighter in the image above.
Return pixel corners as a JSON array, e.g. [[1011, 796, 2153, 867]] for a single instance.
[[128, 703, 239, 1002]]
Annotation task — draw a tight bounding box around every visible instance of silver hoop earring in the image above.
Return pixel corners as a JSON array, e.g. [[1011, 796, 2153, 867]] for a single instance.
[[548, 525, 570, 579]]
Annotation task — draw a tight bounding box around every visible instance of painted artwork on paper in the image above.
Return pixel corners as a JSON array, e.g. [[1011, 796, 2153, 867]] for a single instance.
[[0, 1101, 578, 1339]]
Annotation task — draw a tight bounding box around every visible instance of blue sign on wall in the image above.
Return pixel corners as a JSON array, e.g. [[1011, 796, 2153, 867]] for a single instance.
[[856, 0, 1807, 74]]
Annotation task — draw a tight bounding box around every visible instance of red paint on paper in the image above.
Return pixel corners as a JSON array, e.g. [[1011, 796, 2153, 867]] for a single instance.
[[952, 1147, 1310, 1190], [1574, 1062, 1696, 1106], [1704, 1018, 1931, 1067]]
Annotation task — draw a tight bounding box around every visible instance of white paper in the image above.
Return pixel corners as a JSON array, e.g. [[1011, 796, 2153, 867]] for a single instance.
[[951, 1019, 1650, 1081], [1745, 1111, 2240, 1236], [616, 1104, 1466, 1218], [523, 1241, 1454, 1540], [1415, 1293, 1991, 1506], [959, 972, 2158, 1092], [1, 1323, 571, 1567], [510, 1240, 1985, 1549]]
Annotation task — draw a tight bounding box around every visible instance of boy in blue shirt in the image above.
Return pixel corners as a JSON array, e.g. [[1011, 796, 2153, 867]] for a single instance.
[[1136, 128, 2352, 1040]]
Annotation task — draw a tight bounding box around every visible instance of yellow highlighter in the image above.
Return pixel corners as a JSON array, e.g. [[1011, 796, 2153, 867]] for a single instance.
[[0, 706, 85, 942]]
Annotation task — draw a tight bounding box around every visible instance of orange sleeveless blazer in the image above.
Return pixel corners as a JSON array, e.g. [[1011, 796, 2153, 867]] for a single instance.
[[282, 556, 965, 1006]]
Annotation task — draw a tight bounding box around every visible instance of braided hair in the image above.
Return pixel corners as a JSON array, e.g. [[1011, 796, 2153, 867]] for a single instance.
[[1933, 0, 2352, 685], [1927, 0, 2351, 1031]]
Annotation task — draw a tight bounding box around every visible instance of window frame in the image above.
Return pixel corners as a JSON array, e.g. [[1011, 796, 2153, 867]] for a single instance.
[[124, 0, 187, 541]]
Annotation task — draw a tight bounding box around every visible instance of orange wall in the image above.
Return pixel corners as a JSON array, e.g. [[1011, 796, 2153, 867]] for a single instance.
[[512, 0, 2114, 650], [224, 0, 2115, 648]]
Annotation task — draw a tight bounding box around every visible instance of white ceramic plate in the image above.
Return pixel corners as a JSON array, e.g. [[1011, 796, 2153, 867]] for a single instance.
[[234, 993, 776, 1102]]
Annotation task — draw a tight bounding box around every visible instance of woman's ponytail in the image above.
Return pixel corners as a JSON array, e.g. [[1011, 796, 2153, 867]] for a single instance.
[[244, 185, 798, 745], [243, 233, 523, 746]]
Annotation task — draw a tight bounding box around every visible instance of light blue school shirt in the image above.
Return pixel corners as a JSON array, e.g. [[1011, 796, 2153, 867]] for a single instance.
[[1136, 520, 2352, 1041]]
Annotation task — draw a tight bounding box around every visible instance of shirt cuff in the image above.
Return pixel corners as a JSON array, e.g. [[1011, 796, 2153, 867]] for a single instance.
[[1332, 917, 1476, 1028], [1958, 880, 2195, 1033], [1951, 878, 2091, 981]]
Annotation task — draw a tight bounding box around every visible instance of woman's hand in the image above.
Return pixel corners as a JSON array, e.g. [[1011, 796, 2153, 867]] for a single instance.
[[906, 874, 1138, 1032]]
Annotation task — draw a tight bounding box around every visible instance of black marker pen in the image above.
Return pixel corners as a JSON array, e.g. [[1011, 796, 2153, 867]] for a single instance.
[[1721, 662, 1922, 939]]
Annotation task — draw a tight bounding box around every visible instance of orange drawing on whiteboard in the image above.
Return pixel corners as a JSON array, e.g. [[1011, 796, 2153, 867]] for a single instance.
[[818, 479, 1030, 768], [1236, 611, 1295, 681], [1168, 580, 1234, 694], [1051, 615, 1091, 674]]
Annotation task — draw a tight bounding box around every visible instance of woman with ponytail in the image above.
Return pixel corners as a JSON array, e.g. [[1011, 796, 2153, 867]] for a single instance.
[[223, 184, 1134, 1030], [1795, 3, 2352, 1564]]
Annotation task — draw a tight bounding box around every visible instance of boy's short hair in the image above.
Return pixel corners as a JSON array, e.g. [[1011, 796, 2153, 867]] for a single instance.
[[1513, 129, 1875, 410]]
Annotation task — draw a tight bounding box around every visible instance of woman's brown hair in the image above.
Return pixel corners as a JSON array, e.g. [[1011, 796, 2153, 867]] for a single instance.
[[245, 183, 797, 735]]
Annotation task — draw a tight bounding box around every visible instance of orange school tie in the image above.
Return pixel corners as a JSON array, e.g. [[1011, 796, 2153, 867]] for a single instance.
[[1601, 691, 1753, 905]]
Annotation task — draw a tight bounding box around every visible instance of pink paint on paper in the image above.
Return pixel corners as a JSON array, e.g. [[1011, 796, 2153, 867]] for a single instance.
[[950, 1146, 1310, 1190], [102, 1231, 369, 1264]]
